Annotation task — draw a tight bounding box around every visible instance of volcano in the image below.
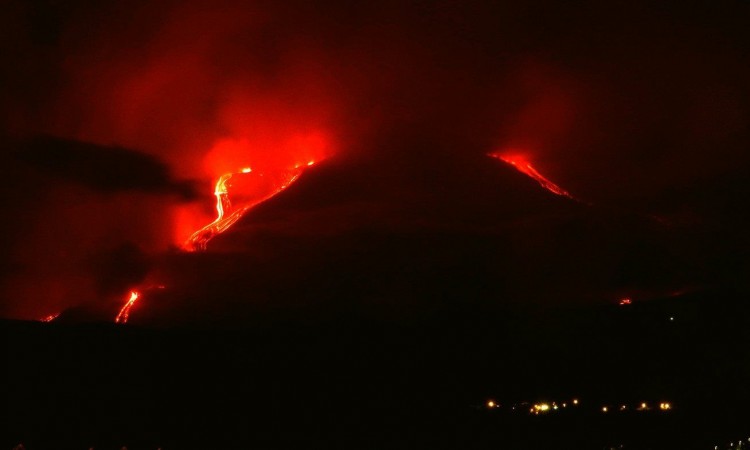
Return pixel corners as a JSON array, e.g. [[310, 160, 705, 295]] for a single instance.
[[56, 135, 690, 328]]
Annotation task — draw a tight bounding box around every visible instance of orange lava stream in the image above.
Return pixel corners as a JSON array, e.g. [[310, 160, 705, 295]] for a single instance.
[[183, 172, 245, 252], [183, 162, 314, 252], [111, 161, 316, 324], [490, 153, 575, 200], [115, 290, 140, 324]]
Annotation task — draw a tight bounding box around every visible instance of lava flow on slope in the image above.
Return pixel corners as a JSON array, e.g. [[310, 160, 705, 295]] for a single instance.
[[111, 161, 317, 320], [489, 152, 576, 200], [183, 161, 315, 251], [115, 290, 140, 324]]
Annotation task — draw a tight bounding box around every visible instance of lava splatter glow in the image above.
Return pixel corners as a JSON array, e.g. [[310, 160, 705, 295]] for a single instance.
[[489, 152, 575, 200], [115, 290, 140, 324]]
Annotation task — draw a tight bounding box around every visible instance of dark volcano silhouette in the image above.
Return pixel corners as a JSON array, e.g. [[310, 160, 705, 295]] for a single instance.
[[74, 135, 699, 328], [28, 135, 750, 448]]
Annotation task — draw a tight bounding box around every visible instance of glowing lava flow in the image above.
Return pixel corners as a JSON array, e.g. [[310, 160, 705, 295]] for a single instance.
[[115, 290, 140, 324], [110, 160, 316, 323], [184, 172, 246, 251], [40, 312, 60, 322], [489, 153, 575, 200], [184, 162, 314, 251]]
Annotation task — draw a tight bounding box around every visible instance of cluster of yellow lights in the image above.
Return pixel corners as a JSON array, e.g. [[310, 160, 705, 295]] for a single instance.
[[487, 398, 671, 415], [486, 398, 580, 414], [715, 438, 750, 450], [601, 402, 672, 413], [530, 402, 570, 414]]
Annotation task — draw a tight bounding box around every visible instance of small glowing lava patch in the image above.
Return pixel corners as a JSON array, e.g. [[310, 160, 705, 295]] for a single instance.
[[40, 313, 60, 323]]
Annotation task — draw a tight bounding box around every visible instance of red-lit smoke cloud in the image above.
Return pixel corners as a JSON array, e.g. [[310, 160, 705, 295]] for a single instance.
[[7, 1, 747, 206]]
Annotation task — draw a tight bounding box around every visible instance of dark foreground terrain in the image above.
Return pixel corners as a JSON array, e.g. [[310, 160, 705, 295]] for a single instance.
[[3, 287, 749, 450]]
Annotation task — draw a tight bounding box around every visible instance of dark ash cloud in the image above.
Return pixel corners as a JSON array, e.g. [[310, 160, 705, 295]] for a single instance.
[[14, 135, 198, 199]]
